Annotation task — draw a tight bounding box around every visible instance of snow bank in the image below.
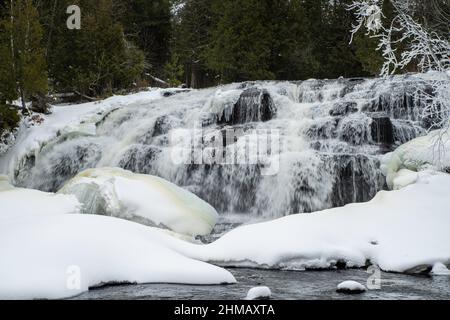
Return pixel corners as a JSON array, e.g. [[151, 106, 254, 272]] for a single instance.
[[0, 171, 231, 299], [0, 177, 80, 223], [0, 214, 235, 299], [336, 281, 366, 293], [185, 172, 450, 273], [382, 129, 450, 189], [246, 286, 272, 300], [58, 167, 218, 236]]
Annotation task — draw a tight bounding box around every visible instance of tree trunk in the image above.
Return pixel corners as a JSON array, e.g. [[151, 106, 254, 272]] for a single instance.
[[46, 0, 58, 59]]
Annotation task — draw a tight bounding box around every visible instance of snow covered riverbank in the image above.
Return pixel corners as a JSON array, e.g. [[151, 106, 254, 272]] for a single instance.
[[182, 172, 450, 273], [1, 168, 449, 299], [0, 79, 449, 300]]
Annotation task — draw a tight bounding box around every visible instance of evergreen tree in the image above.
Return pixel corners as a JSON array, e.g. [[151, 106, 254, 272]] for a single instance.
[[171, 0, 218, 88], [0, 0, 47, 110], [118, 0, 172, 77], [206, 0, 277, 82], [47, 0, 145, 97]]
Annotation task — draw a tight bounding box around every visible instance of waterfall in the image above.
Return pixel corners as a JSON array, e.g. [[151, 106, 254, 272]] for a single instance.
[[1, 74, 436, 217]]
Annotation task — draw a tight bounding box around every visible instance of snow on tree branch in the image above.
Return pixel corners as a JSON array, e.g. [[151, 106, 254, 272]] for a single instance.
[[349, 0, 449, 75], [349, 0, 450, 135]]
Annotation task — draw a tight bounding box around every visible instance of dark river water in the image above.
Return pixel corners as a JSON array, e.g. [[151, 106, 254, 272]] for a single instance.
[[74, 267, 450, 300], [73, 217, 450, 300]]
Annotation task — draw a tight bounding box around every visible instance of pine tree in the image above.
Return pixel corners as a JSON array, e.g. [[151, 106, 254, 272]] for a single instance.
[[118, 0, 172, 77], [0, 3, 17, 105], [47, 0, 145, 97], [207, 0, 279, 82], [0, 0, 47, 110], [171, 0, 218, 88]]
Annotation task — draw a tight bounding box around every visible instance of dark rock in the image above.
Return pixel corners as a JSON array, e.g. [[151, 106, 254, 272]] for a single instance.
[[218, 88, 276, 125], [338, 116, 372, 146], [30, 94, 51, 114], [404, 264, 433, 275], [153, 115, 177, 137], [326, 154, 387, 207], [305, 118, 339, 140], [362, 91, 418, 121], [335, 260, 347, 270], [330, 102, 358, 116], [162, 89, 190, 97], [371, 116, 394, 145], [119, 145, 162, 174]]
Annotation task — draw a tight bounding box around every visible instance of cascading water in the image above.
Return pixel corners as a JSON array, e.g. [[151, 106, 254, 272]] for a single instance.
[[0, 74, 436, 218]]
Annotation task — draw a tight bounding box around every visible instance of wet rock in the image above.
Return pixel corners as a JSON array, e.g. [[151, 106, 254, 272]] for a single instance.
[[152, 115, 180, 137], [326, 154, 386, 207], [371, 116, 394, 145], [305, 118, 339, 140], [218, 88, 276, 125], [330, 102, 358, 116], [337, 115, 372, 145], [119, 145, 162, 174]]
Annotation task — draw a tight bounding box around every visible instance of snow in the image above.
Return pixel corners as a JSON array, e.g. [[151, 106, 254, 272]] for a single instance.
[[245, 286, 272, 300], [0, 170, 231, 300], [0, 89, 173, 175], [391, 169, 419, 190], [0, 129, 17, 155], [336, 281, 366, 293], [0, 176, 80, 223], [431, 263, 450, 276], [382, 129, 450, 189], [183, 172, 450, 273], [58, 167, 218, 237], [0, 214, 236, 300]]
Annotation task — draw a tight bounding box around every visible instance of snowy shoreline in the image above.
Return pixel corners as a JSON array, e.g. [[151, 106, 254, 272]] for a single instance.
[[1, 77, 449, 300], [1, 168, 449, 299]]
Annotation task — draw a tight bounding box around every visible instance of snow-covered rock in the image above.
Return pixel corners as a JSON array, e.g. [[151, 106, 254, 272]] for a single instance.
[[336, 281, 366, 294], [184, 172, 450, 273], [58, 167, 218, 237], [382, 129, 450, 189], [430, 263, 450, 276], [0, 176, 80, 223], [246, 286, 272, 300], [0, 213, 235, 300]]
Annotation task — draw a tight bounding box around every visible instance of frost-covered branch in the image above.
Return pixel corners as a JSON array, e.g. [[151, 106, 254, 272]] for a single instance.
[[349, 0, 449, 75], [349, 0, 450, 134]]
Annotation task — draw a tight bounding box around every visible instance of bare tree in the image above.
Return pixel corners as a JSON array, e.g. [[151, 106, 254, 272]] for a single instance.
[[349, 0, 449, 132], [349, 0, 449, 167]]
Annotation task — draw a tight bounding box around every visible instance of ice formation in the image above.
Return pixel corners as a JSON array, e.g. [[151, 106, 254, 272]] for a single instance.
[[58, 167, 218, 236]]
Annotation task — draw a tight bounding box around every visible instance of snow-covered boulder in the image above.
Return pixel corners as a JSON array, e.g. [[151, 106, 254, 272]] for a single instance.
[[430, 263, 450, 276], [0, 214, 235, 300], [58, 167, 218, 237], [382, 129, 450, 189], [336, 281, 366, 294], [186, 172, 450, 273], [0, 176, 80, 222], [246, 286, 272, 300]]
